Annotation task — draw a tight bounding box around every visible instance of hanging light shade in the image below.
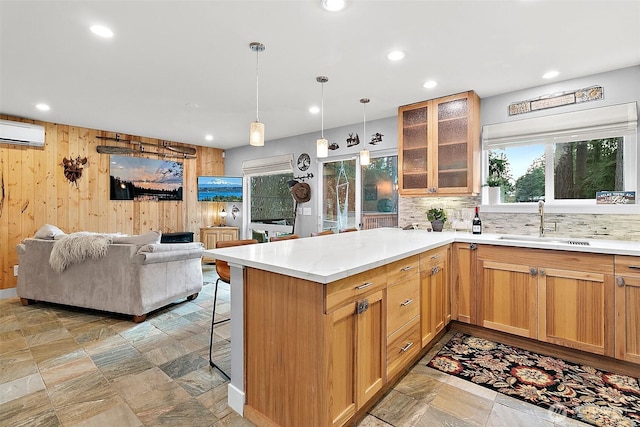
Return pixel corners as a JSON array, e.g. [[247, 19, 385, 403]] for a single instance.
[[249, 42, 265, 146], [316, 76, 329, 158], [359, 98, 370, 166]]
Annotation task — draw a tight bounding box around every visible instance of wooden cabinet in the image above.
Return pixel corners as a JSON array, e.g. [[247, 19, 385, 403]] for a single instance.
[[615, 255, 640, 363], [326, 267, 387, 426], [477, 245, 615, 356], [200, 226, 238, 262], [244, 267, 386, 427], [398, 91, 481, 196], [537, 253, 614, 357], [329, 288, 385, 426], [419, 246, 450, 347], [477, 246, 539, 339], [386, 255, 420, 379], [451, 242, 477, 324]]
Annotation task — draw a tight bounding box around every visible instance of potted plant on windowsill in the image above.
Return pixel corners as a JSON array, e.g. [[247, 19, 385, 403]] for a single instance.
[[486, 174, 507, 204], [426, 207, 447, 232], [485, 152, 513, 204]]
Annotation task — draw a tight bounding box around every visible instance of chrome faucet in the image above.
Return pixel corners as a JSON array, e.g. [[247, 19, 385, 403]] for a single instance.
[[538, 200, 556, 237]]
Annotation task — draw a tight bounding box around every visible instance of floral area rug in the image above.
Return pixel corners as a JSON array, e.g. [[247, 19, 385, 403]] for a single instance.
[[428, 333, 640, 427]]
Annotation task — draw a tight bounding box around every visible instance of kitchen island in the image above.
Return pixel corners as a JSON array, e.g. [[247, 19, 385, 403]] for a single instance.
[[207, 228, 640, 427]]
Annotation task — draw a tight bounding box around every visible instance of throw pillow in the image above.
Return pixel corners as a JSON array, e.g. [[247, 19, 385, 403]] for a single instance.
[[112, 230, 162, 246], [34, 224, 66, 240]]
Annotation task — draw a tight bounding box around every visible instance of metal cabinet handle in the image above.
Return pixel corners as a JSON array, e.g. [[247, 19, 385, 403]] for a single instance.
[[400, 342, 414, 352], [539, 270, 546, 277], [432, 266, 439, 275], [400, 266, 414, 272], [629, 265, 640, 270], [529, 267, 538, 276], [431, 255, 441, 259], [617, 277, 625, 287], [356, 299, 369, 314], [469, 243, 477, 250], [355, 282, 373, 290], [400, 299, 414, 307]]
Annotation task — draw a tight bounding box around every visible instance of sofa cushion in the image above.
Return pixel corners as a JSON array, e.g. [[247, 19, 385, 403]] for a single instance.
[[34, 224, 66, 240], [112, 230, 162, 247], [137, 242, 203, 254]]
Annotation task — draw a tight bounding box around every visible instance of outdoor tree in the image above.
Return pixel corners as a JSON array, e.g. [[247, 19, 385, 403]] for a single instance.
[[515, 156, 545, 202]]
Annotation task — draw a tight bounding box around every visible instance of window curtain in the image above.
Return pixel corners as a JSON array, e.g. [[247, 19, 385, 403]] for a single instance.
[[242, 154, 294, 176], [482, 102, 638, 148]]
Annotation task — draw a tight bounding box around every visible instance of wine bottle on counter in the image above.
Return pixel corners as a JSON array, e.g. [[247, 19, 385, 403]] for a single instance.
[[472, 206, 482, 234]]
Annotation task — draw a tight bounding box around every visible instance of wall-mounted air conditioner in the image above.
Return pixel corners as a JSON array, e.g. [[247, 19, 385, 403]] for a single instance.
[[0, 119, 45, 147]]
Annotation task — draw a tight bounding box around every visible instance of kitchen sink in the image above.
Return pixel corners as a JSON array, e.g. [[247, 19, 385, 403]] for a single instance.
[[497, 235, 590, 246]]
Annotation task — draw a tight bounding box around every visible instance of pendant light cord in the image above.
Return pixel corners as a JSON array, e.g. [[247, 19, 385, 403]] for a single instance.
[[321, 82, 325, 138], [363, 101, 366, 140], [255, 49, 260, 122]]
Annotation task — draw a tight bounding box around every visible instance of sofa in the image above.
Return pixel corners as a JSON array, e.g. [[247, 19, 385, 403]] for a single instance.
[[16, 226, 204, 322]]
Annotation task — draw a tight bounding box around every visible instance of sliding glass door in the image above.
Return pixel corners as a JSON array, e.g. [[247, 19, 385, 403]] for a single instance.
[[319, 153, 398, 232]]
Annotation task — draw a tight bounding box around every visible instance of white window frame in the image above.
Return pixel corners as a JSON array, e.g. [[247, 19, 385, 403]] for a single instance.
[[241, 154, 295, 238], [481, 103, 639, 214]]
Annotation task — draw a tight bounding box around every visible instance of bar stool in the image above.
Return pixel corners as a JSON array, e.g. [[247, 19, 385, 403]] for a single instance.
[[269, 233, 300, 242], [208, 238, 258, 379]]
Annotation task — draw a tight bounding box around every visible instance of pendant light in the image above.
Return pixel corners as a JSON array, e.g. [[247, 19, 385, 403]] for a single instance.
[[359, 98, 370, 166], [316, 76, 329, 158], [249, 42, 265, 146]]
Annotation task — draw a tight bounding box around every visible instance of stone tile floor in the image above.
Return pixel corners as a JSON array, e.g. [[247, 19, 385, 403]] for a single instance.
[[0, 266, 588, 426]]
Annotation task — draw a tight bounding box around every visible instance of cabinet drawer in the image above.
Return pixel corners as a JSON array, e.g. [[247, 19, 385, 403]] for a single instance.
[[387, 316, 420, 379], [325, 266, 387, 313], [387, 255, 419, 285], [387, 275, 420, 335], [420, 246, 448, 271], [616, 255, 640, 278]]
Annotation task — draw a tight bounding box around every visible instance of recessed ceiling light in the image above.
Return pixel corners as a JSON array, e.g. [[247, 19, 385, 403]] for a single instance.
[[422, 80, 438, 89], [542, 70, 559, 79], [90, 25, 113, 38], [309, 106, 320, 114], [35, 103, 50, 111], [387, 51, 405, 61], [322, 0, 347, 12], [205, 134, 214, 141]]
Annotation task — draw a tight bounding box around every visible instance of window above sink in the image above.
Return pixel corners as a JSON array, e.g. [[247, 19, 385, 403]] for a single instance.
[[481, 102, 639, 214]]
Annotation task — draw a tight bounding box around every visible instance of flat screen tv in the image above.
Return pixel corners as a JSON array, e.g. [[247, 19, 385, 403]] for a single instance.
[[197, 176, 243, 202]]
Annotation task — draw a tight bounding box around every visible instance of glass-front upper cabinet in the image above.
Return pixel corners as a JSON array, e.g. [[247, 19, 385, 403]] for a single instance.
[[398, 91, 481, 196]]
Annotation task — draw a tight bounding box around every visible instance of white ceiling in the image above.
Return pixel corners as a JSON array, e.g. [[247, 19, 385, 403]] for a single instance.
[[1, 0, 639, 150]]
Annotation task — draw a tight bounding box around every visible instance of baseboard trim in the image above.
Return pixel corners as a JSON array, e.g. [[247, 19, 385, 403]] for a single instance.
[[227, 382, 245, 416], [0, 287, 17, 300]]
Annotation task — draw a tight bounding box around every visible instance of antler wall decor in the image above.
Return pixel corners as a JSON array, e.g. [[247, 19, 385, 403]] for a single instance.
[[61, 155, 89, 186]]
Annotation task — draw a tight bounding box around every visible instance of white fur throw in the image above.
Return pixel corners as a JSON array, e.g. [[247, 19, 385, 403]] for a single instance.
[[49, 232, 115, 273]]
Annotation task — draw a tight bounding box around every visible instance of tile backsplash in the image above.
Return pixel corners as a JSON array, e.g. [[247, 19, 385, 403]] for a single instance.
[[398, 196, 640, 241]]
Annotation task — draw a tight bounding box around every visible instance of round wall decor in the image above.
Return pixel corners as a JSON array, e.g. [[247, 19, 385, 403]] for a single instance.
[[297, 153, 311, 171]]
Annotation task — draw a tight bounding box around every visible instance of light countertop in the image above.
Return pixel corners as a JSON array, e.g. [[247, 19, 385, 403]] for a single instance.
[[206, 228, 640, 284]]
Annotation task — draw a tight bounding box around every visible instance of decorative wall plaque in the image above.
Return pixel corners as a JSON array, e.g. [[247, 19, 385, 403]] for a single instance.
[[508, 85, 603, 116]]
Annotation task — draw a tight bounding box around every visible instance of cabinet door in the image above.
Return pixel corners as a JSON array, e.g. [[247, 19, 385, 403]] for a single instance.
[[433, 92, 479, 195], [329, 303, 357, 427], [398, 102, 431, 194], [477, 259, 537, 338], [538, 268, 614, 356], [329, 289, 385, 427], [452, 242, 477, 324], [201, 229, 218, 250], [420, 258, 448, 346], [355, 289, 385, 408], [615, 274, 640, 364]]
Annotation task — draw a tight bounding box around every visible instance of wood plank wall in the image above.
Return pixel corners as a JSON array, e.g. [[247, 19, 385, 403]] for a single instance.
[[0, 115, 225, 290]]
